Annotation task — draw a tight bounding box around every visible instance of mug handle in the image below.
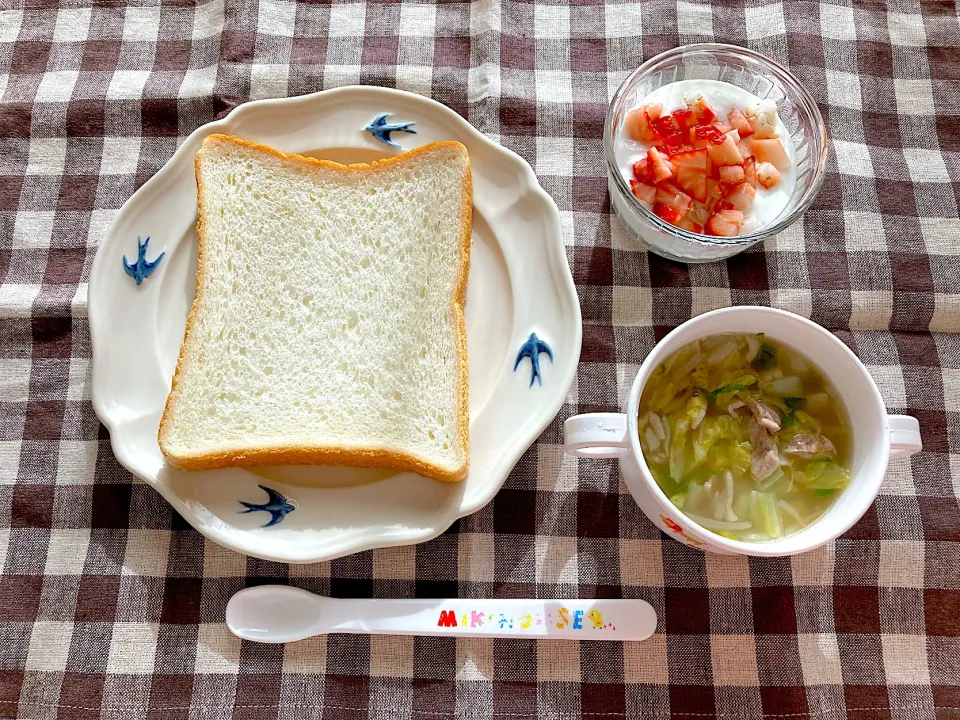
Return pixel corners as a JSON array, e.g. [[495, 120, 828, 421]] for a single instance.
[[563, 413, 630, 458], [888, 414, 922, 460]]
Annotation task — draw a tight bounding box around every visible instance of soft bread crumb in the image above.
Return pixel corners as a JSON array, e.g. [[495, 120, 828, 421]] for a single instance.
[[158, 135, 471, 482]]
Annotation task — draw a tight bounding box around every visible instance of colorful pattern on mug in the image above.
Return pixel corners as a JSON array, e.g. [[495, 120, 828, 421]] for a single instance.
[[661, 514, 704, 548]]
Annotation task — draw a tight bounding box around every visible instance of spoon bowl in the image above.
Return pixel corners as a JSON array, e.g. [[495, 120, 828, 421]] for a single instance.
[[226, 585, 326, 643]]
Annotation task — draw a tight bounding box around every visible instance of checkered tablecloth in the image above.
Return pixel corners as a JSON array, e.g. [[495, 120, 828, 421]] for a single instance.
[[1, 1, 958, 718]]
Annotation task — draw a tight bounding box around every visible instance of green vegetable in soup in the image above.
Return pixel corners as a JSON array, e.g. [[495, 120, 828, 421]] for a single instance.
[[751, 491, 783, 538], [805, 461, 850, 489], [638, 333, 853, 543], [703, 374, 759, 402], [751, 343, 777, 371]]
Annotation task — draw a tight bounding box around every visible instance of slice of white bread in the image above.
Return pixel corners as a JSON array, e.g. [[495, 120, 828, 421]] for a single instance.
[[158, 135, 471, 482]]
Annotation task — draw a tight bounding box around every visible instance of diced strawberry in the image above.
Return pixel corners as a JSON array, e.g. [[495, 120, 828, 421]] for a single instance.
[[728, 107, 755, 138], [693, 125, 727, 146], [646, 103, 663, 120], [629, 179, 657, 204], [715, 199, 735, 211], [653, 115, 680, 137], [647, 147, 676, 182], [625, 107, 661, 143], [688, 202, 711, 226], [706, 153, 718, 180], [747, 103, 778, 139], [743, 157, 757, 189], [749, 138, 790, 170], [660, 133, 686, 152], [655, 183, 693, 216], [706, 134, 744, 167], [670, 148, 708, 171], [714, 122, 732, 134], [678, 217, 704, 233], [705, 178, 722, 211], [653, 202, 683, 226], [675, 166, 707, 203], [666, 143, 695, 157], [756, 161, 782, 189], [672, 108, 697, 130], [705, 209, 745, 237], [724, 182, 756, 211], [719, 165, 745, 184], [691, 96, 716, 124], [633, 157, 654, 184]]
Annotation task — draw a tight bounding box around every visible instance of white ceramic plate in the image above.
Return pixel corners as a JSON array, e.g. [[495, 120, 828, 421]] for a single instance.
[[90, 86, 581, 563]]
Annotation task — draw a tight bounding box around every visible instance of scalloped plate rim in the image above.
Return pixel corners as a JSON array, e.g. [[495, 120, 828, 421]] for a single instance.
[[90, 85, 582, 563]]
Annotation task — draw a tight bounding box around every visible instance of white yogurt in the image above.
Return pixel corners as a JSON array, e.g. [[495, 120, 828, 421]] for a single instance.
[[615, 79, 796, 232]]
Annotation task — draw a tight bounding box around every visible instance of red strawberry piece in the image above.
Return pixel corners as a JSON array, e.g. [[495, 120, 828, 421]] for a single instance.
[[719, 165, 745, 185], [756, 161, 782, 189], [630, 179, 657, 204], [705, 178, 722, 211], [647, 147, 676, 182], [655, 184, 693, 216], [692, 96, 716, 124], [705, 209, 745, 237], [693, 125, 727, 146], [728, 108, 754, 138], [715, 199, 736, 211], [625, 107, 661, 143], [706, 153, 718, 180], [670, 148, 708, 171], [724, 182, 756, 211], [743, 156, 758, 189], [688, 202, 711, 226], [675, 166, 707, 203], [661, 132, 687, 151], [747, 105, 778, 138], [653, 201, 683, 226], [633, 157, 654, 184], [749, 138, 791, 170], [706, 134, 744, 167], [653, 115, 680, 137], [672, 108, 697, 130]]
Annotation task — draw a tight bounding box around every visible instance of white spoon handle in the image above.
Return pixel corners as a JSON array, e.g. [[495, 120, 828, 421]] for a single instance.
[[328, 598, 655, 641]]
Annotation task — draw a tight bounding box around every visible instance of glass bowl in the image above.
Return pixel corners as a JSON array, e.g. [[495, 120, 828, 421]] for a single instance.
[[604, 43, 827, 263]]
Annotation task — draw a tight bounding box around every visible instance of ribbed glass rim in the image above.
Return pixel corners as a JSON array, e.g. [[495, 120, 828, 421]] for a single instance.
[[604, 43, 828, 249]]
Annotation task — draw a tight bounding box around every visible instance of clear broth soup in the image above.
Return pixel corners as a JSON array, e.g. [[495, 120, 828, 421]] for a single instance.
[[638, 333, 853, 542]]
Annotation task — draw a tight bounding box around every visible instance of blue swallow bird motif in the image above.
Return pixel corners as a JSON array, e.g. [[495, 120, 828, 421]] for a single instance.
[[122, 236, 165, 285], [365, 113, 417, 149], [238, 485, 295, 528], [514, 333, 554, 387]]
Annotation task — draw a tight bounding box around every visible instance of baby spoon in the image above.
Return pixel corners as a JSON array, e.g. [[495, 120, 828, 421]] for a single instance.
[[226, 585, 657, 643]]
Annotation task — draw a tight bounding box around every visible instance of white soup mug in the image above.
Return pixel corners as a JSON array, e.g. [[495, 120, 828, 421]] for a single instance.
[[563, 307, 922, 556]]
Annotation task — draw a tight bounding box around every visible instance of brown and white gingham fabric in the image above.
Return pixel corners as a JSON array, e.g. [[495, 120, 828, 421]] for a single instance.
[[0, 1, 958, 718]]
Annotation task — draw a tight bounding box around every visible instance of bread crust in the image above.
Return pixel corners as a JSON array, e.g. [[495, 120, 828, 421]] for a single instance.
[[157, 134, 472, 482]]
